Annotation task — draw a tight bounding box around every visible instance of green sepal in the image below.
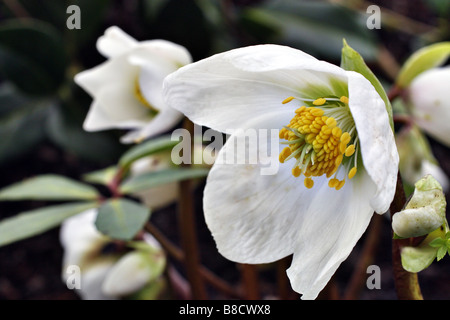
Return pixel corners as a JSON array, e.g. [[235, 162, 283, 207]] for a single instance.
[[340, 39, 393, 129], [396, 42, 450, 88]]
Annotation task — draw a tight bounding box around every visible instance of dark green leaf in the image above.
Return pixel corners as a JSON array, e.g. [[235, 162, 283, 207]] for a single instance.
[[240, 0, 379, 61], [82, 166, 119, 186], [0, 174, 99, 201], [119, 168, 209, 194], [95, 198, 151, 240], [0, 19, 67, 95], [119, 135, 178, 171], [0, 201, 98, 247], [45, 104, 126, 163], [0, 83, 52, 165]]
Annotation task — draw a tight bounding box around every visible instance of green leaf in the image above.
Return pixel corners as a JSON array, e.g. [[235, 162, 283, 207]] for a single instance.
[[0, 19, 67, 95], [119, 168, 209, 194], [0, 201, 98, 247], [436, 246, 448, 261], [95, 198, 151, 240], [429, 237, 446, 248], [45, 103, 126, 163], [401, 245, 437, 273], [0, 83, 53, 165], [118, 135, 179, 171], [396, 42, 450, 88], [0, 174, 99, 201], [341, 39, 393, 129], [240, 0, 379, 61], [82, 166, 119, 186]]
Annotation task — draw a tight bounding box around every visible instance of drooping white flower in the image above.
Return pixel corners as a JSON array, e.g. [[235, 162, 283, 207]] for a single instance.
[[408, 66, 450, 147], [74, 26, 192, 143], [163, 44, 398, 299], [60, 209, 165, 300]]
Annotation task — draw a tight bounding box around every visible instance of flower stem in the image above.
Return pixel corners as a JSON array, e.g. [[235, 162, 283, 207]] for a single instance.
[[145, 222, 242, 299], [390, 173, 424, 300], [239, 264, 260, 300], [177, 118, 208, 300]]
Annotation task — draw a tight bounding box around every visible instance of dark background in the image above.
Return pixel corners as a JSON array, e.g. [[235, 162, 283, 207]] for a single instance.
[[0, 0, 449, 300]]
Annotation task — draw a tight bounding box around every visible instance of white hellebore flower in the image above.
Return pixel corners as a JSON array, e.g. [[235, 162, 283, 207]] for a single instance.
[[408, 66, 450, 147], [60, 209, 164, 300], [75, 26, 192, 143], [163, 45, 398, 299]]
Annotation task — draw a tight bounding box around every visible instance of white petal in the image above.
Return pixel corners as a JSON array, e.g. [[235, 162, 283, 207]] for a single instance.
[[120, 106, 183, 143], [102, 251, 151, 297], [60, 209, 107, 270], [75, 54, 152, 131], [204, 111, 311, 263], [83, 81, 153, 131], [346, 71, 398, 214], [287, 172, 377, 300], [163, 44, 348, 134], [96, 26, 138, 58], [79, 262, 117, 300], [129, 43, 192, 111], [137, 40, 192, 67], [74, 54, 135, 98], [409, 67, 450, 147]]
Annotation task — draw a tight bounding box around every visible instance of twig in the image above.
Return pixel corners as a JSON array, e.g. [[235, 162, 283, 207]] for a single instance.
[[239, 264, 260, 300], [177, 118, 208, 299], [145, 222, 242, 299], [390, 173, 424, 300]]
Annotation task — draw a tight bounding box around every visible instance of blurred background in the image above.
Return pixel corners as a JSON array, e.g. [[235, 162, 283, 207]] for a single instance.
[[0, 0, 449, 300]]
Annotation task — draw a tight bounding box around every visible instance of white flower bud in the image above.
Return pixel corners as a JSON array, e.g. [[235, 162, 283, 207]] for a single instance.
[[392, 175, 447, 238], [408, 66, 450, 147]]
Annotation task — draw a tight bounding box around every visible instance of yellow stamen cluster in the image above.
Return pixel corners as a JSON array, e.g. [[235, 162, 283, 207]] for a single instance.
[[134, 78, 158, 113], [279, 97, 358, 190]]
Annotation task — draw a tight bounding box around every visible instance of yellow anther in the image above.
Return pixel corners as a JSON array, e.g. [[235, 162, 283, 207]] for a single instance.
[[292, 166, 302, 177], [313, 98, 326, 106], [348, 167, 357, 179], [279, 105, 357, 190], [328, 178, 339, 188], [283, 96, 295, 104], [340, 96, 349, 104], [295, 106, 306, 113], [304, 177, 314, 189], [310, 108, 324, 117], [326, 117, 337, 129], [335, 154, 343, 166], [340, 132, 351, 145], [345, 145, 356, 157], [279, 147, 292, 163], [135, 78, 156, 111], [335, 180, 346, 190], [332, 127, 342, 138]]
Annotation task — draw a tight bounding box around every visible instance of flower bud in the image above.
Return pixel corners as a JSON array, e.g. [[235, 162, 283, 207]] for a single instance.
[[392, 175, 447, 238], [408, 66, 450, 147]]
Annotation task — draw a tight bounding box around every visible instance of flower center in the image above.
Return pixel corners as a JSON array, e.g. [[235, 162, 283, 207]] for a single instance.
[[134, 78, 158, 115], [279, 96, 359, 190]]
